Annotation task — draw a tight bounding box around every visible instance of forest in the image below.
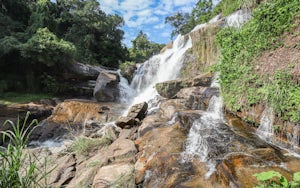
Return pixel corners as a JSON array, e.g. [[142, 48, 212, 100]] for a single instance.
[[0, 0, 163, 95]]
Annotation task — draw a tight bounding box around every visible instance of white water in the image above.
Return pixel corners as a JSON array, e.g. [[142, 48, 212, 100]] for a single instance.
[[128, 34, 192, 107], [225, 9, 252, 28], [257, 106, 275, 142]]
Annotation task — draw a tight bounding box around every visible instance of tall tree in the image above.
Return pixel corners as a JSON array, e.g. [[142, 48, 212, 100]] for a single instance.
[[129, 31, 165, 63]]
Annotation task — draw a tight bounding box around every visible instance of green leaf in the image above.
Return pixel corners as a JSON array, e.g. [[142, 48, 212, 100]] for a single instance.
[[253, 171, 282, 181], [293, 172, 300, 182], [280, 176, 288, 187]]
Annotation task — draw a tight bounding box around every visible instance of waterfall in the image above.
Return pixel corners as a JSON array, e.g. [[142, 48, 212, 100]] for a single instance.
[[225, 9, 252, 28], [118, 70, 135, 104], [256, 106, 275, 142], [128, 34, 192, 107], [181, 75, 230, 178]]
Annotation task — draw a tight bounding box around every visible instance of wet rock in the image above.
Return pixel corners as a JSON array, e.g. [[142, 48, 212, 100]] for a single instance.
[[177, 110, 203, 131], [135, 123, 198, 187], [120, 63, 137, 83], [92, 163, 135, 188], [93, 71, 120, 102], [176, 86, 219, 107], [138, 114, 168, 137], [160, 99, 189, 119], [155, 73, 213, 99]]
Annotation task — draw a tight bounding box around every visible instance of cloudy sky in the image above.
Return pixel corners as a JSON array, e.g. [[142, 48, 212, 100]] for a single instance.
[[98, 0, 198, 47]]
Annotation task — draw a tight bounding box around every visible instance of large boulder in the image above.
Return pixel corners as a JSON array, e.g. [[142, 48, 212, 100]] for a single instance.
[[93, 71, 120, 102], [115, 102, 148, 129], [120, 63, 137, 83], [156, 73, 213, 99], [93, 163, 135, 188], [30, 100, 124, 141]]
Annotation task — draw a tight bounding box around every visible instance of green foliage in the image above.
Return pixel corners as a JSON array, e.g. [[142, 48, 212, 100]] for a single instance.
[[0, 92, 53, 105], [216, 0, 300, 122], [41, 73, 60, 94], [129, 31, 165, 63], [21, 28, 76, 67], [254, 171, 300, 188], [0, 112, 52, 187], [165, 12, 194, 38], [0, 0, 129, 93], [0, 36, 21, 57]]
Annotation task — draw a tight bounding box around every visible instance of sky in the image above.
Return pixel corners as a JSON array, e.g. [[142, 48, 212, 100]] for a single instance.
[[98, 0, 198, 47]]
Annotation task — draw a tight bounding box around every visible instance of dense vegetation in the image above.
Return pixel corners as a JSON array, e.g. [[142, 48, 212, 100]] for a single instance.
[[216, 0, 300, 122], [129, 31, 165, 64], [0, 0, 127, 94]]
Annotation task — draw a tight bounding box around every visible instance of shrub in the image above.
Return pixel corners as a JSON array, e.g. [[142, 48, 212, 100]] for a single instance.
[[254, 170, 300, 188]]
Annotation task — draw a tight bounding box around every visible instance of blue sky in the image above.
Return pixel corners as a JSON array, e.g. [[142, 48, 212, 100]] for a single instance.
[[98, 0, 198, 47]]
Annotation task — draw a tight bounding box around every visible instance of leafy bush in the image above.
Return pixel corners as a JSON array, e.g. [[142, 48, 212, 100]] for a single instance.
[[254, 171, 300, 188], [0, 112, 52, 187], [20, 28, 76, 67], [216, 0, 300, 122]]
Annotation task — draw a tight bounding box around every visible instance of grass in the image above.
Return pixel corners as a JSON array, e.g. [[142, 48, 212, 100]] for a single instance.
[[0, 112, 53, 187], [70, 136, 112, 156], [0, 92, 54, 105]]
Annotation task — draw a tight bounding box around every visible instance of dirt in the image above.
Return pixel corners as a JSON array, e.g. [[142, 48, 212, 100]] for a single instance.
[[255, 19, 300, 79]]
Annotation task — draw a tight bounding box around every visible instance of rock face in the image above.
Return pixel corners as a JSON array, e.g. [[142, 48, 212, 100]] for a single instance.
[[115, 102, 148, 129], [120, 64, 137, 83], [155, 73, 213, 98], [31, 100, 125, 141], [0, 101, 56, 145], [93, 71, 120, 102]]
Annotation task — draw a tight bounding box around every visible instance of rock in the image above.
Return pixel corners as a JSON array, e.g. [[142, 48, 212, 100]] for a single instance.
[[93, 71, 120, 102], [31, 100, 123, 141], [91, 124, 119, 141], [159, 99, 189, 119], [138, 114, 168, 137], [107, 138, 137, 163], [67, 62, 103, 79], [176, 86, 219, 107], [115, 116, 139, 129], [127, 102, 148, 120], [135, 123, 190, 186], [116, 102, 148, 129], [120, 64, 137, 83], [155, 73, 213, 99], [160, 41, 173, 53], [177, 110, 203, 131], [92, 163, 135, 188], [49, 154, 77, 187]]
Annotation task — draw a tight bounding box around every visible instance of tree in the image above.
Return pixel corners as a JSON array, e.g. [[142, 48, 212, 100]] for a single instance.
[[192, 0, 213, 23], [20, 28, 76, 67], [129, 31, 165, 63], [165, 12, 192, 39]]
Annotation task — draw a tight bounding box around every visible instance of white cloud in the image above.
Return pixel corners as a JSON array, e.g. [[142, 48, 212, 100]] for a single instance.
[[154, 23, 165, 29], [99, 0, 198, 45]]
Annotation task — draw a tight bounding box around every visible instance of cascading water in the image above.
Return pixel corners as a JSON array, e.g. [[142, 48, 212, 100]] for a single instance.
[[181, 75, 232, 178], [225, 9, 252, 28], [127, 34, 192, 107], [256, 106, 275, 142]]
